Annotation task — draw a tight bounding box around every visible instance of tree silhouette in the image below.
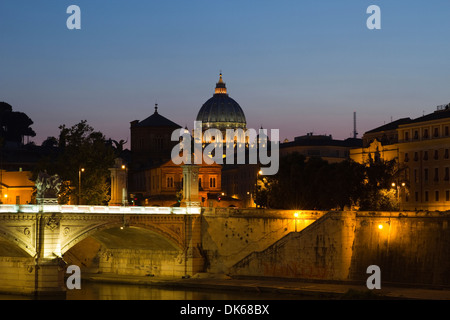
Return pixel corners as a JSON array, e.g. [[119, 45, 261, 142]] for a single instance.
[[256, 152, 396, 211], [34, 120, 116, 205], [0, 102, 36, 144]]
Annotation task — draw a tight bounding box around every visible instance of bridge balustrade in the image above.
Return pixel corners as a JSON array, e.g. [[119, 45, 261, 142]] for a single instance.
[[0, 204, 201, 215]]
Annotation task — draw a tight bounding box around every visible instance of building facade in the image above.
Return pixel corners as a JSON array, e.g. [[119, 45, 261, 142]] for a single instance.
[[350, 103, 450, 211], [0, 169, 34, 204]]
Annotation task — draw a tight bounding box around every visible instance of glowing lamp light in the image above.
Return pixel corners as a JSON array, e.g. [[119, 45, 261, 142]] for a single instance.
[[378, 224, 383, 230], [3, 194, 7, 198], [294, 212, 299, 218]]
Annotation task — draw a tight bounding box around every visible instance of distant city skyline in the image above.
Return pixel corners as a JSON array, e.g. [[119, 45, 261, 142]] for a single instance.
[[2, 0, 450, 147]]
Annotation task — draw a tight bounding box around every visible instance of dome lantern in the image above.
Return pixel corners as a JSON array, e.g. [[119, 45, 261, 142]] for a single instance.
[[214, 73, 228, 95], [196, 74, 247, 143]]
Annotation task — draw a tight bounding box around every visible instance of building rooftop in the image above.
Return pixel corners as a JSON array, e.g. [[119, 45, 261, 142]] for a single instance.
[[407, 104, 450, 124], [281, 134, 362, 148], [365, 118, 412, 134], [131, 105, 181, 128]]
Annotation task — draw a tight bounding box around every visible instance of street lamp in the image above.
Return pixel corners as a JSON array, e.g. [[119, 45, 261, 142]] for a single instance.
[[294, 212, 299, 232], [121, 164, 128, 206], [78, 168, 85, 205], [392, 182, 406, 210]]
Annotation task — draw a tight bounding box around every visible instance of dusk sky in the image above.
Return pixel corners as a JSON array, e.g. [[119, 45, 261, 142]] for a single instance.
[[2, 0, 450, 147]]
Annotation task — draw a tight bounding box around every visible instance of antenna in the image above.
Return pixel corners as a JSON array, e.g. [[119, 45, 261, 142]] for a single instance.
[[353, 112, 358, 139]]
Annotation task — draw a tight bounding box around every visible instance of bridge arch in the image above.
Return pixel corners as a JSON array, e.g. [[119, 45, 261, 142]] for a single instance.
[[0, 233, 33, 258], [61, 218, 186, 255], [0, 226, 35, 257]]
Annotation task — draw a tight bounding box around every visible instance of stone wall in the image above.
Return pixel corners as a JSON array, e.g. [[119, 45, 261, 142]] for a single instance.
[[0, 257, 65, 297], [200, 208, 325, 274], [97, 248, 185, 277], [224, 210, 450, 287], [0, 257, 35, 295], [229, 211, 356, 280], [349, 211, 450, 286]]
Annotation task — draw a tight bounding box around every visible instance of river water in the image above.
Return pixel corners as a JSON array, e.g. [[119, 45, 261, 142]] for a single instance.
[[0, 281, 309, 300]]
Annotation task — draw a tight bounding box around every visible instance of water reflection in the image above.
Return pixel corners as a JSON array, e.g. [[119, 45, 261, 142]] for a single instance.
[[0, 281, 313, 300], [66, 281, 303, 300]]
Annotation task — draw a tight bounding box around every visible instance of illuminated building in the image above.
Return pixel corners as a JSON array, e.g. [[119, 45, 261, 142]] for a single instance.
[[350, 103, 450, 211], [0, 169, 34, 204], [196, 73, 247, 144]]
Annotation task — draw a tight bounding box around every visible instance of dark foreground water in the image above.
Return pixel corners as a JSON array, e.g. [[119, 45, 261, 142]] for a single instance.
[[0, 281, 311, 300]]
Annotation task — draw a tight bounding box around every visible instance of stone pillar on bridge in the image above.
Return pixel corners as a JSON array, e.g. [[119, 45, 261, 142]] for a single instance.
[[181, 164, 200, 207], [109, 158, 128, 206], [33, 213, 67, 298]]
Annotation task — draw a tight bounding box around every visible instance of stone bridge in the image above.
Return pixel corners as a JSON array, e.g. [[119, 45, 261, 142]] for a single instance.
[[0, 205, 203, 298], [1, 205, 450, 298]]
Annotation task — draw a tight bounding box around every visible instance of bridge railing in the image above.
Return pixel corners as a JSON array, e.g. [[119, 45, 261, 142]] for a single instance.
[[0, 204, 201, 215]]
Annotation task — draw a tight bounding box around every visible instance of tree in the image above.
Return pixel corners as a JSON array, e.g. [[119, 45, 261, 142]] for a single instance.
[[41, 136, 58, 148], [255, 152, 391, 211], [0, 102, 36, 144], [34, 120, 116, 205], [359, 158, 399, 211]]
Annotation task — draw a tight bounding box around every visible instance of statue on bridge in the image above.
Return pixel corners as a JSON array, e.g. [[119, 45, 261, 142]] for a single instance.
[[35, 171, 62, 205]]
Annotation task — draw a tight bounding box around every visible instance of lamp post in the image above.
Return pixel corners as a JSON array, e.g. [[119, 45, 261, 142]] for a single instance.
[[253, 169, 263, 208], [121, 164, 128, 206], [392, 182, 406, 210], [78, 168, 85, 205], [294, 212, 299, 232]]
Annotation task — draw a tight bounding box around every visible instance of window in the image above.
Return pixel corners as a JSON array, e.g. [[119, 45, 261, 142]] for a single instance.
[[424, 129, 429, 139], [445, 149, 449, 159], [434, 128, 439, 138], [404, 153, 409, 162], [435, 168, 439, 182], [415, 192, 419, 202], [414, 152, 419, 161], [424, 151, 428, 161], [414, 131, 419, 140], [424, 169, 429, 182], [167, 176, 174, 188], [434, 150, 439, 160], [414, 169, 418, 183], [209, 177, 216, 188], [404, 132, 409, 141], [445, 168, 449, 181], [447, 191, 450, 201], [435, 191, 439, 202], [446, 126, 449, 137], [425, 191, 429, 202]]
